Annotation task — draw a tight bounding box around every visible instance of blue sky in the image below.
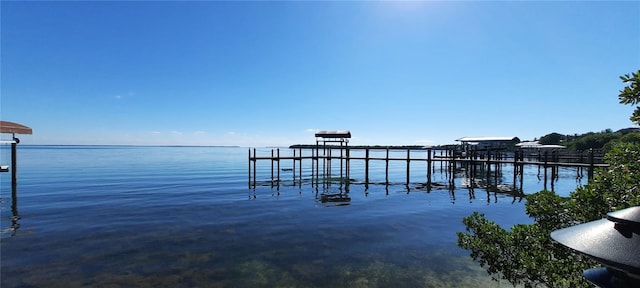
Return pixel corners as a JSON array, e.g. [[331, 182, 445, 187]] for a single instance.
[[1, 1, 639, 147]]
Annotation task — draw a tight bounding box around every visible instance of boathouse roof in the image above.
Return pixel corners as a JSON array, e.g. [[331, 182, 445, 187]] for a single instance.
[[515, 141, 541, 148], [0, 121, 32, 135], [455, 136, 518, 143], [515, 141, 566, 149], [315, 130, 351, 139]]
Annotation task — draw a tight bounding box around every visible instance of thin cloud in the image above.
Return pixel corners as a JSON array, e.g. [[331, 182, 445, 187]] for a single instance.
[[114, 91, 134, 100], [171, 131, 182, 135]]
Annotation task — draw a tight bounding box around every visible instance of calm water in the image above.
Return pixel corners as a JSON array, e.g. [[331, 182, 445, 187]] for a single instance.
[[0, 146, 585, 287]]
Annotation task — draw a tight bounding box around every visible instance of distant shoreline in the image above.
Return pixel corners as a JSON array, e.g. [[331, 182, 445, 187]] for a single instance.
[[12, 144, 242, 148]]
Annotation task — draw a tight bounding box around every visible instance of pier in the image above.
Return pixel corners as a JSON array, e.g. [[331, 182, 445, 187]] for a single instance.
[[248, 145, 608, 193]]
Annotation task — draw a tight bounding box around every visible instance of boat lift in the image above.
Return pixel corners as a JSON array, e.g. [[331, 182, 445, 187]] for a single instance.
[[1, 121, 33, 188]]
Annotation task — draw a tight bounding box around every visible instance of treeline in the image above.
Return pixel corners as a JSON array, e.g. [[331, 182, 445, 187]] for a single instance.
[[538, 127, 640, 151]]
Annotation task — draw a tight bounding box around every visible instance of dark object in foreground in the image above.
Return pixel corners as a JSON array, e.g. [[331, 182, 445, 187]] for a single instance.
[[551, 206, 640, 288]]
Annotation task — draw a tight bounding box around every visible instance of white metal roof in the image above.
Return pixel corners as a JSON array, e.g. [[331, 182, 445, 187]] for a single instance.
[[515, 142, 566, 149], [515, 141, 541, 148], [538, 145, 566, 149]]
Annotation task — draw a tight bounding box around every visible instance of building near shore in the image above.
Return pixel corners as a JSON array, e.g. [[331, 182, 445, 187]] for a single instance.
[[456, 136, 520, 151]]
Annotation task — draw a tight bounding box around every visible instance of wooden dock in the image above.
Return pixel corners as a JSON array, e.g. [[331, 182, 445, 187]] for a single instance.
[[248, 146, 608, 192]]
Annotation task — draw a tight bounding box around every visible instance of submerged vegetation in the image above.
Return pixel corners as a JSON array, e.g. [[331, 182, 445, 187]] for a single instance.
[[457, 70, 640, 287]]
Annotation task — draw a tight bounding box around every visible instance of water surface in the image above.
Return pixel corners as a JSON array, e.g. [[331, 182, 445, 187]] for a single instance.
[[0, 146, 585, 287]]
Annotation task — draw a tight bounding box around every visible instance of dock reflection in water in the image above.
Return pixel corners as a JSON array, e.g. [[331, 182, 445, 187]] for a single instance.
[[1, 184, 21, 238]]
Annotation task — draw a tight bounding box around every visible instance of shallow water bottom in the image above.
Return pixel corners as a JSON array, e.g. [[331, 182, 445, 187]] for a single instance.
[[2, 186, 523, 288]]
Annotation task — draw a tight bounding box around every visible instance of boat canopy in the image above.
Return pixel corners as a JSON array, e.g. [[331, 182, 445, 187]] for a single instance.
[[0, 121, 32, 135], [315, 130, 351, 139]]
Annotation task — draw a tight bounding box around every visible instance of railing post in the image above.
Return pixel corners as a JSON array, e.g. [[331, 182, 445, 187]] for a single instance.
[[11, 139, 18, 188], [427, 148, 432, 185], [299, 148, 302, 186], [588, 148, 594, 181]]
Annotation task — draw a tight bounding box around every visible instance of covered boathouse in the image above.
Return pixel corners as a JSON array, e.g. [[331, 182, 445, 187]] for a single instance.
[[314, 130, 352, 182], [455, 136, 520, 151], [315, 130, 351, 146], [1, 121, 33, 187]]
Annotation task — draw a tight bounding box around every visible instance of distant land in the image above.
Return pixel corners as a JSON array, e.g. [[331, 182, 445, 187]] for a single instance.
[[291, 127, 640, 151], [18, 144, 242, 148]]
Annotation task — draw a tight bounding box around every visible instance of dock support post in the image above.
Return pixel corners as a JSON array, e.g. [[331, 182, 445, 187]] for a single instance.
[[253, 148, 256, 188], [340, 145, 343, 183], [486, 152, 491, 186], [426, 148, 432, 186], [271, 149, 274, 186], [346, 148, 350, 182], [544, 150, 549, 190], [311, 149, 316, 187], [323, 143, 327, 181], [385, 148, 389, 184], [552, 150, 557, 181], [406, 149, 410, 185], [327, 148, 331, 185], [449, 154, 456, 187], [588, 148, 594, 181], [315, 145, 319, 186], [248, 148, 251, 188], [299, 148, 303, 187], [513, 150, 518, 189], [11, 139, 17, 188], [365, 148, 370, 185], [277, 148, 280, 188], [469, 149, 475, 179]]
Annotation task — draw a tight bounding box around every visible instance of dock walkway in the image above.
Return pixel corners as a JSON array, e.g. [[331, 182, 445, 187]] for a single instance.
[[248, 147, 608, 191]]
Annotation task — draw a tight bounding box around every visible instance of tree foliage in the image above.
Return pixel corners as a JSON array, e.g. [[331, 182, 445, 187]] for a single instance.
[[537, 128, 640, 151], [619, 70, 640, 125], [538, 133, 563, 145], [564, 131, 619, 151], [457, 143, 640, 287], [604, 131, 640, 150], [457, 71, 640, 287]]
